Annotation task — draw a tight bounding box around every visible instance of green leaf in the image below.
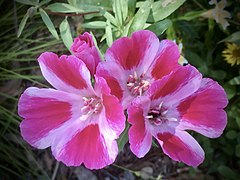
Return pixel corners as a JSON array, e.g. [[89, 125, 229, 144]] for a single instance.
[[105, 20, 113, 47], [219, 31, 240, 44], [39, 8, 59, 40], [120, 0, 128, 22], [39, 0, 52, 6], [150, 0, 186, 22], [117, 123, 130, 152], [17, 11, 29, 38], [128, 0, 136, 16], [47, 3, 83, 13], [235, 144, 240, 157], [147, 19, 172, 36], [60, 18, 73, 51], [67, 0, 77, 6], [129, 0, 153, 35], [229, 76, 240, 85], [101, 10, 118, 27], [15, 0, 38, 6], [177, 10, 205, 21], [223, 83, 236, 100], [113, 0, 123, 26], [82, 21, 106, 29]]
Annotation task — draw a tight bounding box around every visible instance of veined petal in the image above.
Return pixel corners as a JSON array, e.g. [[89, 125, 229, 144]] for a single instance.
[[38, 52, 94, 95], [53, 124, 118, 169], [105, 30, 159, 71], [128, 96, 152, 158], [18, 87, 83, 149], [150, 40, 181, 80], [96, 61, 126, 101], [95, 76, 125, 136], [156, 130, 204, 167], [177, 78, 228, 138], [147, 65, 202, 106]]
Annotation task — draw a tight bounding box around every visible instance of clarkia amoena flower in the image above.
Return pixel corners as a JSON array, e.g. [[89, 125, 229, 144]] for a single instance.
[[128, 65, 228, 167], [96, 30, 181, 109], [71, 32, 101, 76], [18, 52, 125, 169]]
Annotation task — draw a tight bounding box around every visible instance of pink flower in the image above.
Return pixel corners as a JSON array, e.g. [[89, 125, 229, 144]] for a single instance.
[[128, 65, 228, 167], [71, 32, 101, 76], [18, 52, 125, 169], [96, 30, 181, 109]]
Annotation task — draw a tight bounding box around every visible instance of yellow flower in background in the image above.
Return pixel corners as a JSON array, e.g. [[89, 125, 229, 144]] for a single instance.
[[202, 0, 231, 29], [222, 43, 240, 66]]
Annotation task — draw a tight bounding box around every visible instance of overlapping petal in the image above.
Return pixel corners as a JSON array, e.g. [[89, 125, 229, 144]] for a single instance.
[[38, 52, 94, 95]]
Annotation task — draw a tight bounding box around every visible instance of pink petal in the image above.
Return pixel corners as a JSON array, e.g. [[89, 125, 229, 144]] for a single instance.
[[38, 52, 94, 95], [177, 78, 228, 138], [156, 130, 204, 167], [53, 124, 118, 169], [147, 65, 202, 106], [96, 61, 125, 101], [150, 40, 181, 80], [128, 96, 152, 157], [105, 30, 159, 71], [18, 87, 82, 148], [94, 76, 125, 136]]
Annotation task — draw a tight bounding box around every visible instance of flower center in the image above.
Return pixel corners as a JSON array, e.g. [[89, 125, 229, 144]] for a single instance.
[[126, 72, 150, 96], [81, 96, 102, 116], [146, 102, 177, 125]]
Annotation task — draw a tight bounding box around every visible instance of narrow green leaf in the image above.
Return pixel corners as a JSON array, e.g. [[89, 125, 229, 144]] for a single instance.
[[219, 31, 240, 44], [128, 0, 153, 35], [39, 0, 52, 6], [229, 76, 240, 85], [117, 123, 130, 152], [15, 0, 38, 6], [120, 0, 128, 22], [39, 8, 59, 40], [128, 0, 136, 16], [105, 20, 113, 47], [147, 19, 172, 36], [177, 10, 205, 21], [101, 10, 118, 27], [47, 3, 83, 13], [113, 0, 123, 26], [82, 21, 106, 29], [218, 166, 239, 179], [150, 0, 186, 22], [17, 11, 29, 38], [60, 18, 73, 51]]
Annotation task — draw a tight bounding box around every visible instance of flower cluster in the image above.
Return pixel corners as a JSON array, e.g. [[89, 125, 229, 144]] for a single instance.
[[18, 30, 228, 169]]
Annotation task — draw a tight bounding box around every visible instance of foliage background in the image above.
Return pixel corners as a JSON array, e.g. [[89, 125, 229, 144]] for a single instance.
[[0, 0, 240, 179]]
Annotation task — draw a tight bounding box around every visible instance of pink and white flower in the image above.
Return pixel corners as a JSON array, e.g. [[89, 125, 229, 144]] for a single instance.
[[71, 32, 101, 76], [96, 30, 181, 109], [18, 52, 125, 169], [128, 65, 228, 167]]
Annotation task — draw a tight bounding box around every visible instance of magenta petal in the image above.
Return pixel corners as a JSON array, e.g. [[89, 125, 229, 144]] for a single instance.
[[128, 96, 152, 157], [96, 61, 125, 101], [156, 130, 204, 167], [147, 65, 202, 106], [177, 78, 228, 138], [105, 30, 159, 71], [53, 124, 118, 169], [38, 52, 94, 94], [94, 76, 125, 136], [18, 87, 82, 148], [150, 40, 181, 80]]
